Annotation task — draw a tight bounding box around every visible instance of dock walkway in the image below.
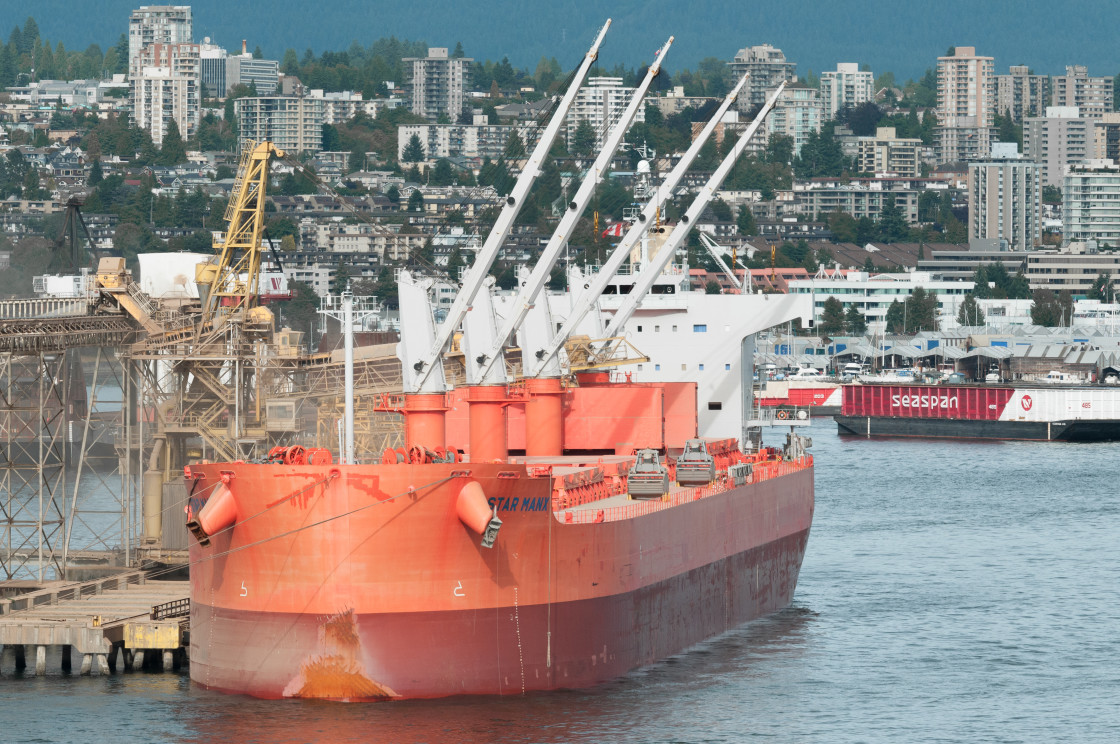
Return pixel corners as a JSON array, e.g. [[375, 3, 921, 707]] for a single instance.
[[0, 570, 188, 676]]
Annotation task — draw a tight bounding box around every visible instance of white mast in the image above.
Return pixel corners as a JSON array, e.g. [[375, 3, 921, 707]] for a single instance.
[[404, 20, 612, 393], [607, 83, 785, 334], [474, 36, 675, 383], [524, 72, 752, 378]]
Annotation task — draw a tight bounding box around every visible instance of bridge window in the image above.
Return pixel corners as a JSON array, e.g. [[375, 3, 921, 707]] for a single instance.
[[693, 324, 707, 332], [708, 402, 722, 410]]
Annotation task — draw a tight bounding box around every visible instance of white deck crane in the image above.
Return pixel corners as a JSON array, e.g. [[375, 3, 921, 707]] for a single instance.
[[400, 19, 612, 395], [698, 232, 745, 292], [472, 36, 675, 383], [522, 72, 751, 379], [605, 83, 785, 335]]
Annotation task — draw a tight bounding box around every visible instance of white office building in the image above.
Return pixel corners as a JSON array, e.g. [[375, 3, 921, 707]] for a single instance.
[[788, 271, 974, 332], [820, 63, 874, 120], [565, 77, 643, 149]]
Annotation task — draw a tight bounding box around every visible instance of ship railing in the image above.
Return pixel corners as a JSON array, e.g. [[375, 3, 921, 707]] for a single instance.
[[748, 406, 812, 427], [558, 456, 813, 524]]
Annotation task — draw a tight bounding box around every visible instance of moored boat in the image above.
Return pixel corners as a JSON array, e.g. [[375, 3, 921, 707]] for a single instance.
[[835, 382, 1120, 441]]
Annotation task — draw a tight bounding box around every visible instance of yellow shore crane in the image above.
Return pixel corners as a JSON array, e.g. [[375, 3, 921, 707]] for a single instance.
[[195, 140, 285, 327]]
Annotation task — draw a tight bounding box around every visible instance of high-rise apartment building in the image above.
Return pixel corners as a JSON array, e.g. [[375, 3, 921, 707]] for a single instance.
[[766, 83, 824, 156], [128, 5, 192, 79], [968, 143, 1042, 251], [994, 65, 1048, 123], [936, 46, 996, 163], [727, 44, 796, 109], [820, 63, 873, 120], [1023, 106, 1090, 188], [403, 47, 472, 121], [856, 127, 922, 177], [1092, 113, 1120, 162], [1063, 160, 1120, 247], [133, 42, 200, 146], [1051, 66, 1113, 119], [565, 77, 644, 149], [235, 96, 324, 154]]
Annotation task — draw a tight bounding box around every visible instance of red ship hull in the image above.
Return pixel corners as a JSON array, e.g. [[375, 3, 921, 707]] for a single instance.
[[187, 459, 813, 699]]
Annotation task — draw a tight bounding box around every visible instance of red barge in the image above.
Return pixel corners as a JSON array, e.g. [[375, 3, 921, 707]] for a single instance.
[[835, 382, 1120, 441]]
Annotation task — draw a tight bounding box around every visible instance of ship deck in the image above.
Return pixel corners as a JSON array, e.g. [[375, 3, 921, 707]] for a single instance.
[[508, 453, 811, 525]]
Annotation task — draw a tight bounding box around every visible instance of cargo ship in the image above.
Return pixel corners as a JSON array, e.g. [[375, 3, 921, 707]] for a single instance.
[[185, 25, 814, 700], [835, 382, 1120, 441], [185, 394, 814, 700]]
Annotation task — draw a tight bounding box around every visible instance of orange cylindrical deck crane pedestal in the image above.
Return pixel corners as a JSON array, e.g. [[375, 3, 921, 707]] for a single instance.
[[525, 377, 564, 457], [467, 385, 509, 463], [403, 393, 448, 452]]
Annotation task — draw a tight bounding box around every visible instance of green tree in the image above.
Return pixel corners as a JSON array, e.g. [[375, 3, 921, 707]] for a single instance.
[[402, 133, 425, 162], [737, 205, 757, 236], [844, 304, 867, 335], [884, 299, 905, 334], [570, 119, 597, 158], [429, 158, 455, 186], [763, 133, 794, 165], [957, 293, 985, 326], [840, 101, 882, 136], [709, 198, 732, 222], [877, 195, 909, 242], [1030, 288, 1061, 326], [704, 279, 722, 294], [904, 286, 940, 332], [503, 130, 525, 158], [828, 210, 858, 243], [384, 184, 400, 206], [87, 159, 103, 185], [332, 262, 352, 294], [819, 297, 846, 335], [407, 189, 424, 212], [158, 120, 187, 165], [281, 48, 299, 75]]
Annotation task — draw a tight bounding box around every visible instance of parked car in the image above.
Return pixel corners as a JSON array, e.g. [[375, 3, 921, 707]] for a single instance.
[[984, 372, 1002, 383], [947, 373, 968, 384]]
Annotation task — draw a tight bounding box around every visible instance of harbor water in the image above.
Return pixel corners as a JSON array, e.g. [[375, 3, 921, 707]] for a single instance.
[[4, 430, 1119, 743]]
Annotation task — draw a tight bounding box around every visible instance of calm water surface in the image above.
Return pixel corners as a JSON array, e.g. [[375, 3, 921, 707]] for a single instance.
[[4, 430, 1119, 743]]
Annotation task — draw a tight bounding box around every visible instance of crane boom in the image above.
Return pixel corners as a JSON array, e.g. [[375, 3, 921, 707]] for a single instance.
[[475, 36, 675, 382], [699, 233, 743, 291], [524, 72, 750, 378], [606, 83, 785, 334], [198, 140, 284, 322], [407, 19, 612, 392]]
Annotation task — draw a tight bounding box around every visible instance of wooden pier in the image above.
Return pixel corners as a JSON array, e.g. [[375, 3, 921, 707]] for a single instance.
[[0, 570, 188, 676]]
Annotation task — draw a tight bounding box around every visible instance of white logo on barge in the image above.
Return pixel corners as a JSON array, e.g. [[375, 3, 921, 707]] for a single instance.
[[891, 393, 958, 409]]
